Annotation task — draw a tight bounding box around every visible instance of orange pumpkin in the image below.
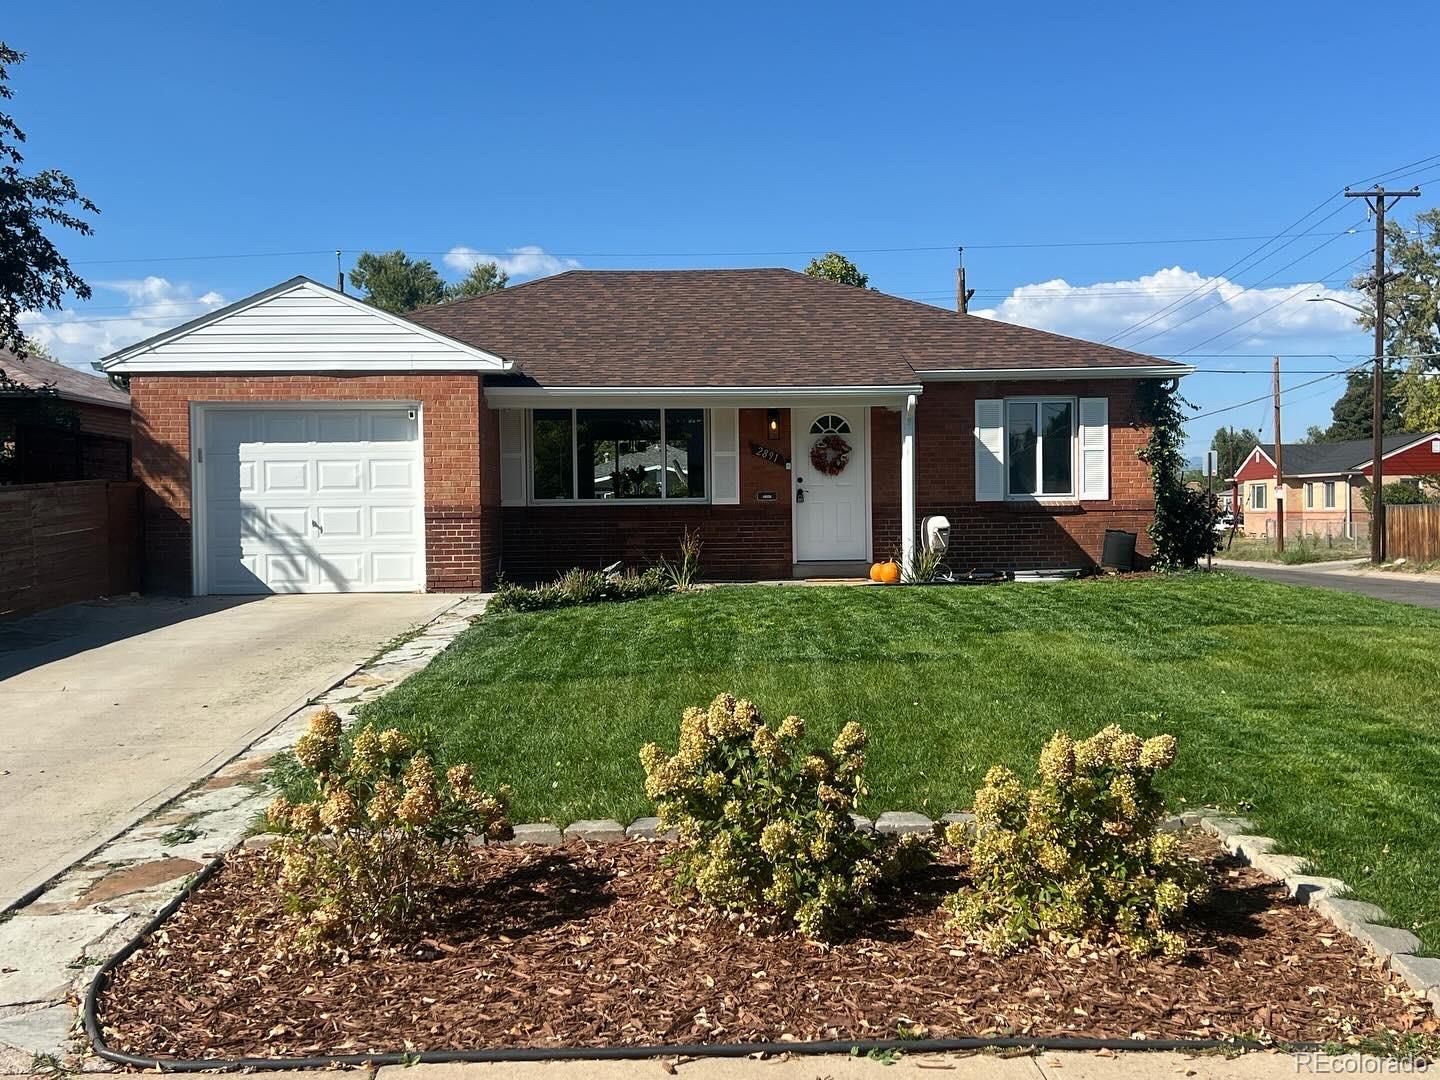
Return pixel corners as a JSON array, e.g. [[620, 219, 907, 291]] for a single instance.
[[877, 560, 901, 585], [869, 562, 884, 582]]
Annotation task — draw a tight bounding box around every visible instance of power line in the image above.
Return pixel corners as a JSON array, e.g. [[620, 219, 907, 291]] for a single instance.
[[1122, 224, 1369, 351], [66, 228, 1368, 267], [1101, 201, 1356, 345], [1171, 249, 1374, 356], [1185, 363, 1368, 423]]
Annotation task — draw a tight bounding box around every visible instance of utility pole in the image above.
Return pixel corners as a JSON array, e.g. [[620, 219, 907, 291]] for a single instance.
[[1272, 356, 1284, 552], [1345, 185, 1420, 563], [955, 247, 974, 314]]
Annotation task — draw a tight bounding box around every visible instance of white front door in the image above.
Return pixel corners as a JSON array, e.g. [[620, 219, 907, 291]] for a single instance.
[[199, 406, 425, 594], [793, 408, 868, 561]]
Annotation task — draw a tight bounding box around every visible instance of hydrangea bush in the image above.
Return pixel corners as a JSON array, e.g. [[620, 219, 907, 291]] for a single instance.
[[264, 709, 510, 949], [640, 693, 928, 940], [943, 723, 1208, 958]]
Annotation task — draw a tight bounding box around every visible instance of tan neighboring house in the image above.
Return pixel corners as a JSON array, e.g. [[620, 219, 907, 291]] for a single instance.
[[1229, 432, 1440, 540]]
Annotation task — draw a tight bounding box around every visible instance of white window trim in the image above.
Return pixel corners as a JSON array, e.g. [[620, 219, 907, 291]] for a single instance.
[[1250, 483, 1268, 510], [1004, 396, 1078, 501], [1323, 480, 1337, 509], [526, 406, 711, 506]]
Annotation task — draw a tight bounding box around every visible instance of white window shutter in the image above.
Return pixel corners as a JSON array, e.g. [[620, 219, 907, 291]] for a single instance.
[[1078, 397, 1109, 501], [498, 408, 526, 506], [709, 408, 739, 504], [974, 398, 1005, 501]]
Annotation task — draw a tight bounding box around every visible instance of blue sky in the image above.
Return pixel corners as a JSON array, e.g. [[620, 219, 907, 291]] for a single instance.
[[10, 1, 1440, 455]]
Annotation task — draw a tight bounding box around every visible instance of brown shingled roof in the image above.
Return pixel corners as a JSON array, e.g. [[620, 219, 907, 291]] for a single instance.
[[406, 268, 1182, 388], [0, 347, 131, 408]]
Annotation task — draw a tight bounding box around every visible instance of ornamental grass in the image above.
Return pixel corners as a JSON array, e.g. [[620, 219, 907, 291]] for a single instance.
[[640, 692, 929, 940]]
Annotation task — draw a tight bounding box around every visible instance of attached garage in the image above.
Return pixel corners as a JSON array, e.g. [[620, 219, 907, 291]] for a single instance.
[[196, 405, 424, 593], [100, 277, 510, 595]]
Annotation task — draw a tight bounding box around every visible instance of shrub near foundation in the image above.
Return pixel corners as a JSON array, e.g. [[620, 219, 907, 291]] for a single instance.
[[264, 709, 511, 950], [943, 723, 1208, 958], [641, 693, 929, 940]]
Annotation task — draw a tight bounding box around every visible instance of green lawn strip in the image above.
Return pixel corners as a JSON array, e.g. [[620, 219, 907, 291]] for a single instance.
[[299, 574, 1440, 953]]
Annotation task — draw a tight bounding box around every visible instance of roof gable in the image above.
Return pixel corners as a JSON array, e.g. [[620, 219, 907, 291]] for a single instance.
[[100, 277, 510, 374], [1253, 434, 1436, 476], [408, 268, 1189, 389]]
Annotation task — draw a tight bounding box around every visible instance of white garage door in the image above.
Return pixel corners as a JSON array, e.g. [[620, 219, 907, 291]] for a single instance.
[[200, 407, 425, 594]]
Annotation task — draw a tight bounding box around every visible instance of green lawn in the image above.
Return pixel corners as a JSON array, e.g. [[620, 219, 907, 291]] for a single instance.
[[325, 575, 1440, 952]]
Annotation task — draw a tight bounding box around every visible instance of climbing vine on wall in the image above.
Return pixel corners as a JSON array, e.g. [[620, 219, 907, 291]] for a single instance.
[[1137, 379, 1220, 570]]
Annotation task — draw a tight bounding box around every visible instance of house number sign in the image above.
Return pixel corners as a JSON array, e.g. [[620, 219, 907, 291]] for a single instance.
[[750, 442, 789, 466]]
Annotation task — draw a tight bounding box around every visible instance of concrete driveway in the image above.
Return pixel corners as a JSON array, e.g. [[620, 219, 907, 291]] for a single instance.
[[0, 593, 456, 910]]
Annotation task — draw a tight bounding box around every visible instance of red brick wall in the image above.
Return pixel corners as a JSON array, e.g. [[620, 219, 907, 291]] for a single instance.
[[71, 401, 132, 441], [127, 374, 492, 593], [501, 505, 792, 581], [871, 380, 1157, 570], [0, 480, 141, 619]]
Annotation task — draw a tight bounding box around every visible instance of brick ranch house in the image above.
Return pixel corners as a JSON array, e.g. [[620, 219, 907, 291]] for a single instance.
[[98, 270, 1191, 594], [1229, 432, 1440, 540]]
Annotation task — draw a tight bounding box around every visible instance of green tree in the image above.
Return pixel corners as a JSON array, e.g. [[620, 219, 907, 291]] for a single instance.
[[1140, 381, 1219, 569], [1322, 367, 1403, 441], [444, 260, 508, 301], [1210, 426, 1260, 479], [1351, 208, 1440, 431], [348, 251, 447, 313], [0, 44, 97, 356], [803, 252, 869, 288]]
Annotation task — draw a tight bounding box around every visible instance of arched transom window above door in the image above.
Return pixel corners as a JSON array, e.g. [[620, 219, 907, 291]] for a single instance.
[[808, 413, 851, 435]]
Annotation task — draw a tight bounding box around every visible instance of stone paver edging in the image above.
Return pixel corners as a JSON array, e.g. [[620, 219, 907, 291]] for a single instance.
[[0, 596, 488, 1072]]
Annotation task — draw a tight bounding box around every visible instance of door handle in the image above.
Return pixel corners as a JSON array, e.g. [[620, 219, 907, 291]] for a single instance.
[[796, 488, 805, 503], [312, 519, 323, 535]]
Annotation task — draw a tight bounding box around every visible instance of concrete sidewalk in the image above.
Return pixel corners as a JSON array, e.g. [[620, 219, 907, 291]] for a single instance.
[[1215, 558, 1440, 609], [0, 593, 454, 911]]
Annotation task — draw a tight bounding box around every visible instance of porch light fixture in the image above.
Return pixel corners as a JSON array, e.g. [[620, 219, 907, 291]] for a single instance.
[[767, 409, 780, 439]]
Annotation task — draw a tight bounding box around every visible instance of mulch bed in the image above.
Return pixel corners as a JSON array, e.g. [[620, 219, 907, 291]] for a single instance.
[[98, 834, 1434, 1060]]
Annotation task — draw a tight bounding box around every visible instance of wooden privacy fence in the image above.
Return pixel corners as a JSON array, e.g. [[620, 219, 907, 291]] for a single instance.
[[0, 480, 142, 619], [1386, 503, 1440, 563]]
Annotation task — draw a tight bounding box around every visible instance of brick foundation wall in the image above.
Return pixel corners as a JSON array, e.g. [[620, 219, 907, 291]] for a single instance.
[[871, 381, 1157, 570], [501, 505, 792, 581], [128, 374, 493, 593], [0, 480, 141, 619]]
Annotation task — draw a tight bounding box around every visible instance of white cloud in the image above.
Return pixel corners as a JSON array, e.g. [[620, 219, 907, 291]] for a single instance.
[[443, 244, 579, 280], [970, 266, 1365, 353], [19, 277, 227, 371]]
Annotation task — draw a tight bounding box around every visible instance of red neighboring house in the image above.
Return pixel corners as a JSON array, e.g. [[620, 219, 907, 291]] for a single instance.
[[0, 347, 132, 484], [1229, 433, 1440, 540], [98, 270, 1191, 594]]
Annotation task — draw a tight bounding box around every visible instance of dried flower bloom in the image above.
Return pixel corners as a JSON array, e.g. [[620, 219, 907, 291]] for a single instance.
[[288, 801, 323, 835], [832, 721, 867, 757], [350, 729, 384, 775], [309, 708, 341, 741], [367, 780, 400, 825], [266, 795, 292, 829], [1140, 734, 1177, 770], [320, 789, 358, 830], [776, 715, 805, 741], [751, 725, 779, 759], [378, 729, 412, 758], [1038, 731, 1076, 785]]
